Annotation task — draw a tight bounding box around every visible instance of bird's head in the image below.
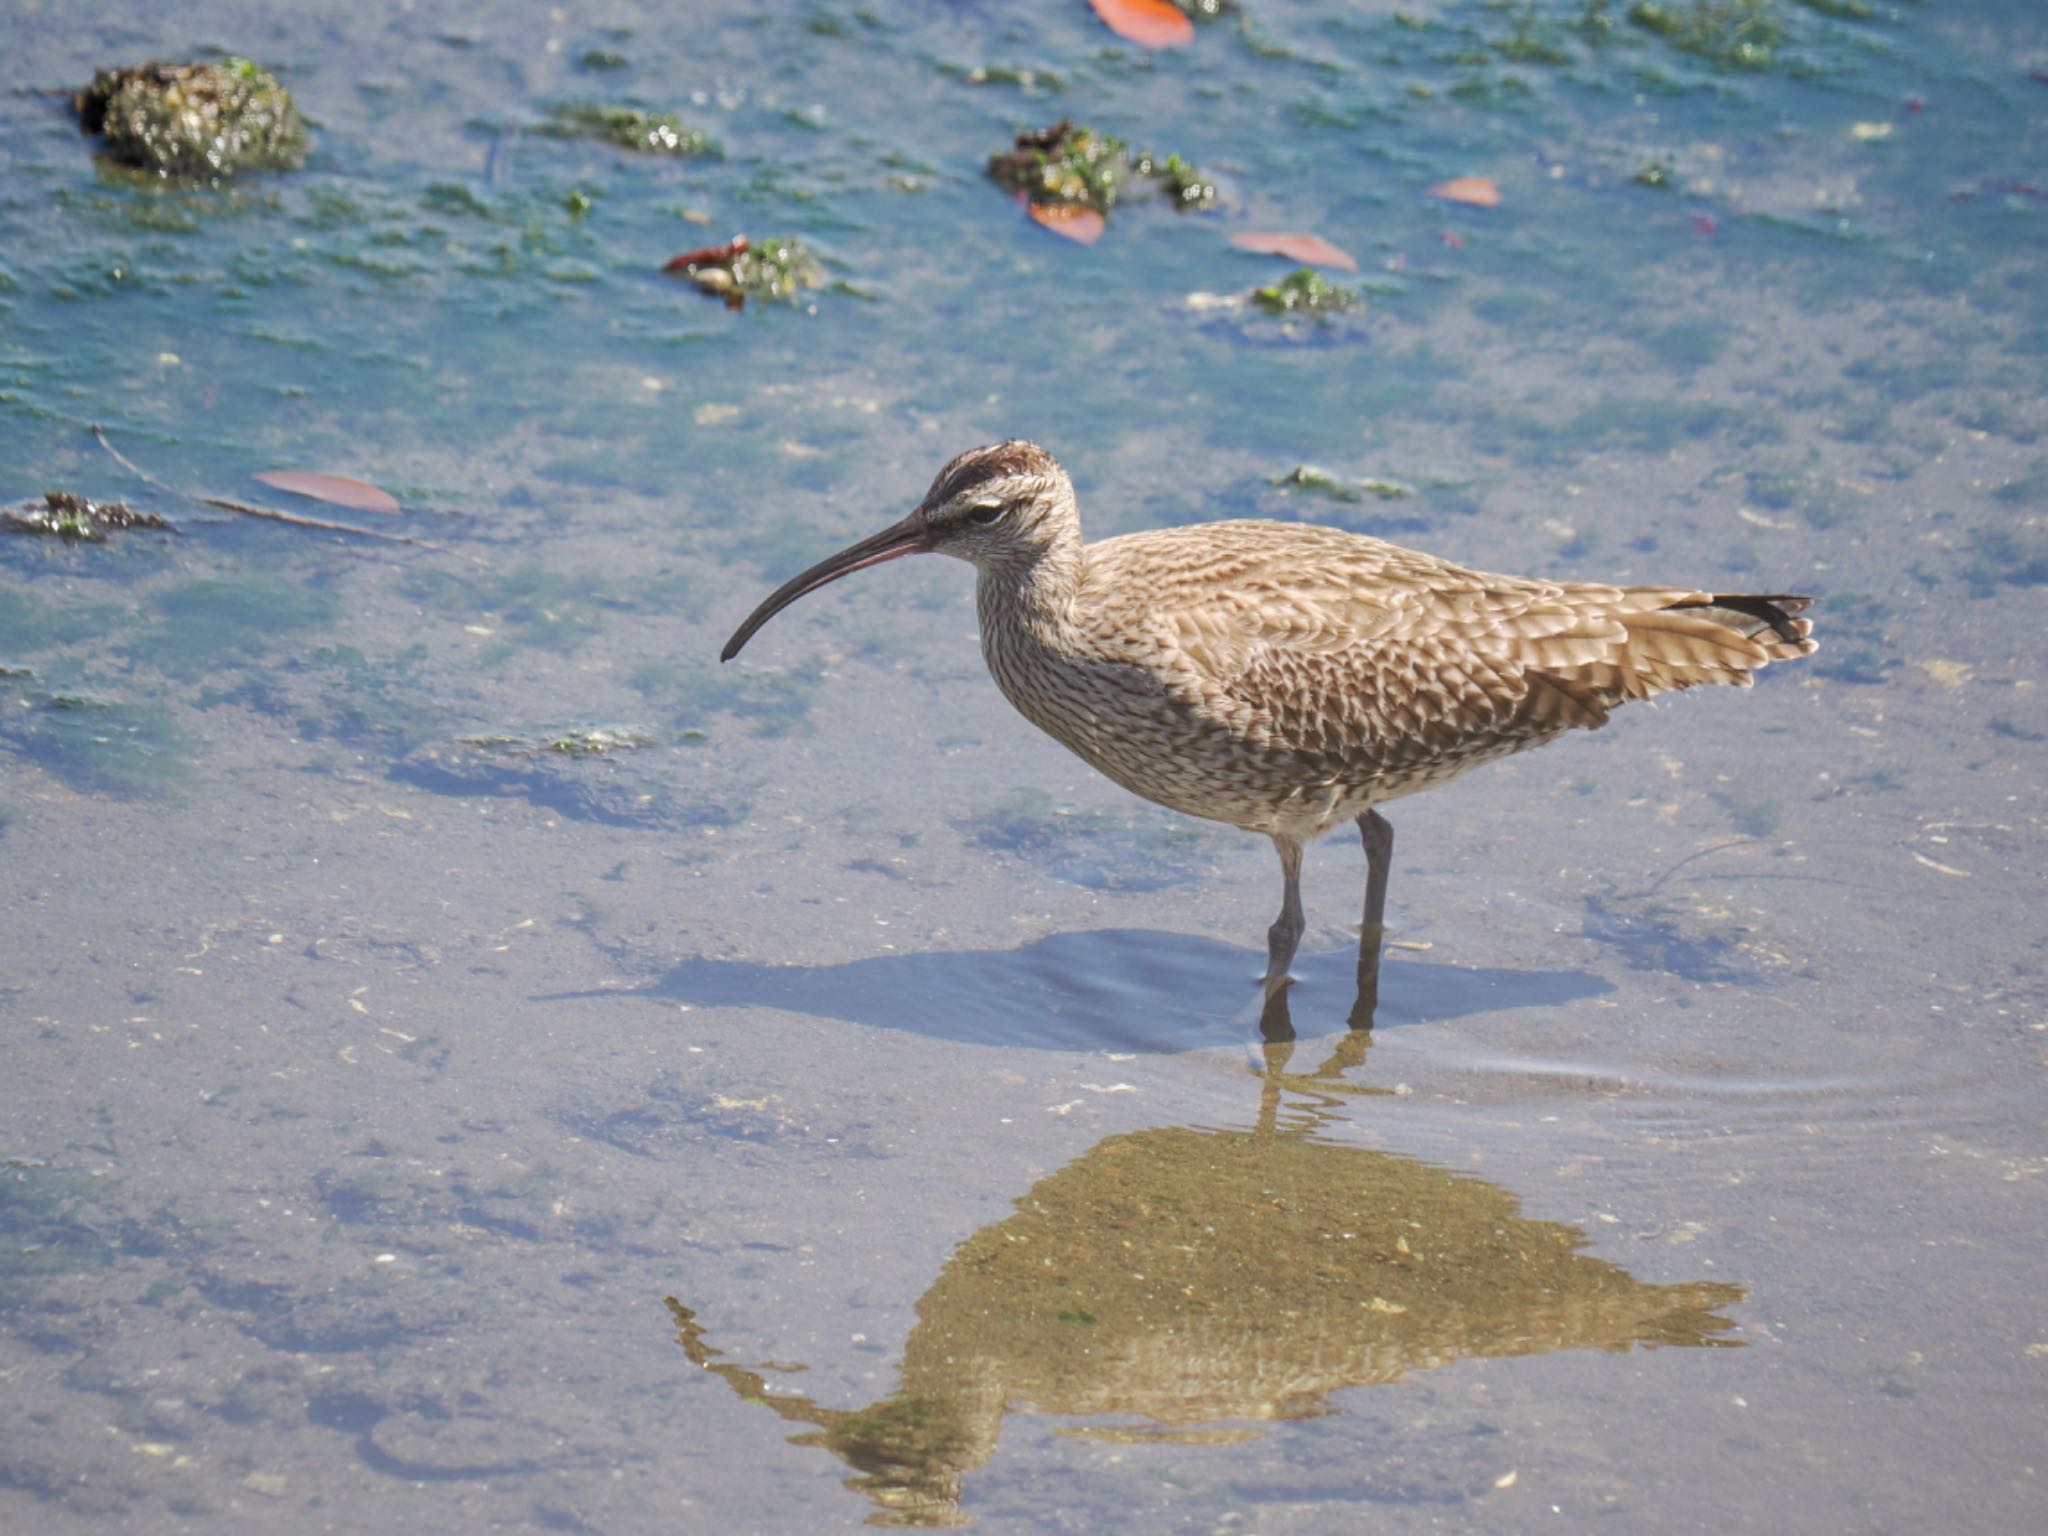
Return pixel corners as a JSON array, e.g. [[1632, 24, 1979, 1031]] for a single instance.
[[720, 439, 1073, 661]]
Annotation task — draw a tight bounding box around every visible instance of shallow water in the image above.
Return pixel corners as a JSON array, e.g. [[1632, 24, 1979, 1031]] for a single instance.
[[2, 1, 2044, 1530]]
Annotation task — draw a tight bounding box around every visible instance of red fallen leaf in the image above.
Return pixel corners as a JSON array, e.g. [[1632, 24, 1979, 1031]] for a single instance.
[[1689, 212, 1719, 236], [1440, 229, 1464, 249], [1087, 0, 1195, 50], [1028, 203, 1106, 245], [1427, 176, 1501, 208], [1904, 97, 1925, 114], [664, 234, 748, 272], [253, 471, 400, 516], [1228, 231, 1358, 272]]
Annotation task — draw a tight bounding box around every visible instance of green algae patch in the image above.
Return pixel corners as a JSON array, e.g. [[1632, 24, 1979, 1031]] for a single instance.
[[941, 61, 1067, 93], [0, 1165, 119, 1288], [0, 684, 193, 800], [545, 727, 656, 757], [987, 120, 1215, 216], [1251, 267, 1358, 316], [448, 726, 658, 758], [74, 59, 306, 181], [4, 492, 173, 542], [663, 235, 824, 309], [1271, 466, 1411, 503], [1495, 3, 1574, 64], [539, 103, 716, 158], [1626, 2, 1781, 70], [137, 576, 341, 682]]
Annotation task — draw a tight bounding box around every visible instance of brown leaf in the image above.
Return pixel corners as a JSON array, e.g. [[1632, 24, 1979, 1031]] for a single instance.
[[1228, 231, 1358, 271], [1028, 203, 1107, 245], [1087, 0, 1195, 49], [253, 471, 401, 516], [1428, 176, 1501, 208], [663, 234, 748, 272]]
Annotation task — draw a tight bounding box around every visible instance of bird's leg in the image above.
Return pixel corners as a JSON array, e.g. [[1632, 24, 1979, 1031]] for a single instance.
[[1352, 810, 1395, 1026], [1359, 808, 1394, 939], [1264, 833, 1305, 996]]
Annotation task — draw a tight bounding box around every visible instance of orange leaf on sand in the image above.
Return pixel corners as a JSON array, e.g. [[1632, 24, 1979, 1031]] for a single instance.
[[1228, 231, 1359, 272], [1427, 176, 1501, 208], [1087, 0, 1195, 50], [1028, 203, 1107, 245], [253, 471, 401, 516]]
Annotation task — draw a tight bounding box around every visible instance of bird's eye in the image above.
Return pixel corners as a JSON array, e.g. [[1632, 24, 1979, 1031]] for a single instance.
[[966, 499, 1007, 525]]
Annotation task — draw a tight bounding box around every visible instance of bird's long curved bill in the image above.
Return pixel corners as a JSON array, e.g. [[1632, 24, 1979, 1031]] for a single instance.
[[719, 513, 929, 662]]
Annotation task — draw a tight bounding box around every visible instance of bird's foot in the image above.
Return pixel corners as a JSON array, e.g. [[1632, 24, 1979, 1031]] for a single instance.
[[1258, 987, 1294, 1043]]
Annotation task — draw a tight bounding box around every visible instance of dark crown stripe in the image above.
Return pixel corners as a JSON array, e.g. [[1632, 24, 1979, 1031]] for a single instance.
[[928, 441, 1055, 505]]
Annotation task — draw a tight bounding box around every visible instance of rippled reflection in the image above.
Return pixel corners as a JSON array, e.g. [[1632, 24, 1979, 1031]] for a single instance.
[[667, 1031, 1743, 1526]]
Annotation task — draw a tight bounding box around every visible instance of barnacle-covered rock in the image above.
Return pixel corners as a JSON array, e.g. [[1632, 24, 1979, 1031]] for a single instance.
[[75, 59, 306, 180]]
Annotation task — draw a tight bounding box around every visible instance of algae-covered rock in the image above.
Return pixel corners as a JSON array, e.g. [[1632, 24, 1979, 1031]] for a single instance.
[[1250, 267, 1358, 316], [990, 120, 1135, 212], [988, 120, 1214, 215], [662, 234, 823, 309], [74, 59, 306, 180], [539, 102, 716, 157], [4, 492, 173, 542], [1143, 150, 1216, 211]]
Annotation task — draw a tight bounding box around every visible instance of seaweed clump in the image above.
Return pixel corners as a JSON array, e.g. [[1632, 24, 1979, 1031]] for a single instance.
[[540, 103, 716, 157], [988, 120, 1215, 214], [1251, 267, 1358, 316], [4, 492, 173, 542], [74, 58, 306, 180], [662, 235, 824, 309]]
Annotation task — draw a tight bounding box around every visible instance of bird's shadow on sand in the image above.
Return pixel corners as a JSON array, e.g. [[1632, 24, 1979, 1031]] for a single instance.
[[619, 930, 1611, 1054]]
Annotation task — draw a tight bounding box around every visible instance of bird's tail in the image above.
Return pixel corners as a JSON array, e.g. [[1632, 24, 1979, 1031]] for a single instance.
[[1613, 592, 1816, 698], [1526, 591, 1816, 729]]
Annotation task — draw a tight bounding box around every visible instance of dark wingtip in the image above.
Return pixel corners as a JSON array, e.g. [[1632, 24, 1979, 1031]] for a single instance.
[[1670, 594, 1813, 647]]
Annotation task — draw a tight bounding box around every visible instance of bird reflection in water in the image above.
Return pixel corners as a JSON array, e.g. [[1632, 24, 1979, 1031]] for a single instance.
[[666, 1027, 1744, 1526]]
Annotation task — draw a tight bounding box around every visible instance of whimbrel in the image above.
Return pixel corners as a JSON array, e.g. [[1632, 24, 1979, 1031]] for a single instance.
[[722, 441, 1815, 1006]]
